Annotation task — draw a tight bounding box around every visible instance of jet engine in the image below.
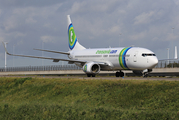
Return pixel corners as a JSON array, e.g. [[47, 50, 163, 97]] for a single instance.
[[83, 62, 100, 77]]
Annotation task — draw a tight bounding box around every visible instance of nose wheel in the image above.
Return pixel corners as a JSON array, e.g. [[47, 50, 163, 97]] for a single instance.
[[116, 71, 124, 77], [142, 69, 152, 78], [143, 72, 148, 78]]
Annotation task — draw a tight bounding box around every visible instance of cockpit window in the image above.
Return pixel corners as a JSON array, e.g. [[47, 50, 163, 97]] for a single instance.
[[142, 53, 156, 57]]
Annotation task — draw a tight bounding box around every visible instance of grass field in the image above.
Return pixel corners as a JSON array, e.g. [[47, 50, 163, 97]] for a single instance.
[[0, 77, 179, 119]]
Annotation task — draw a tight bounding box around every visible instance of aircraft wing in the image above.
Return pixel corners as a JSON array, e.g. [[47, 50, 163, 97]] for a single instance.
[[2, 42, 108, 66], [5, 49, 87, 63], [5, 50, 108, 65], [33, 48, 70, 55], [2, 42, 85, 63]]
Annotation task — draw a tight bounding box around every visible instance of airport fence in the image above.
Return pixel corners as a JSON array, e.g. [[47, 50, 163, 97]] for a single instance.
[[0, 65, 81, 72], [0, 60, 179, 72], [155, 60, 179, 68]]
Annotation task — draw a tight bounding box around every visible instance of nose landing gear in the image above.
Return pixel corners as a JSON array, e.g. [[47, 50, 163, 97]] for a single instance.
[[143, 69, 152, 78], [143, 72, 148, 78]]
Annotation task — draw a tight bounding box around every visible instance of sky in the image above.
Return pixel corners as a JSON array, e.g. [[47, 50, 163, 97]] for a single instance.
[[0, 0, 179, 67]]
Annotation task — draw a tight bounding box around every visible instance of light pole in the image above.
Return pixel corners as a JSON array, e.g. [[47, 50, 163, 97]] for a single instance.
[[172, 27, 175, 58], [167, 48, 169, 65], [4, 42, 8, 71], [175, 46, 177, 59], [172, 27, 175, 34], [42, 41, 44, 66], [119, 33, 122, 47], [13, 45, 15, 67]]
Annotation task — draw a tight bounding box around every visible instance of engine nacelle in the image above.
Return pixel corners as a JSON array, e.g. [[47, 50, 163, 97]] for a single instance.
[[83, 62, 100, 74]]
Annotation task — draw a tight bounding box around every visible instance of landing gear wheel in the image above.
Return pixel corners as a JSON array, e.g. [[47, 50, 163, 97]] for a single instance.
[[119, 72, 124, 77], [143, 72, 148, 78], [87, 74, 91, 77], [87, 74, 96, 77], [116, 72, 120, 77], [116, 71, 124, 77]]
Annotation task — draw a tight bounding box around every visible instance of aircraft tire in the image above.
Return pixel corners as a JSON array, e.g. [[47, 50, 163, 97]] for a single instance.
[[119, 72, 124, 77], [87, 74, 91, 77], [92, 74, 95, 77], [116, 72, 120, 77], [143, 72, 148, 78]]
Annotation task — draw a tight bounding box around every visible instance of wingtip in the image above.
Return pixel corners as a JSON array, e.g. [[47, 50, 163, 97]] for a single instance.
[[2, 42, 10, 55], [2, 42, 7, 51]]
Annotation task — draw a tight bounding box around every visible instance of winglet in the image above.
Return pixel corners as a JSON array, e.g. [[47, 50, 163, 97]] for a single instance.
[[174, 46, 178, 59], [2, 42, 11, 55]]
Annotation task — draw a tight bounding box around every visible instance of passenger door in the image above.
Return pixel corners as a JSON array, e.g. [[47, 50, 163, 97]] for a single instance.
[[133, 51, 138, 62]]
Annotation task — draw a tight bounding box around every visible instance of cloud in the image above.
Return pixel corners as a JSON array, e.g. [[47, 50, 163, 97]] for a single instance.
[[108, 26, 120, 35], [15, 32, 26, 38], [0, 53, 4, 60], [134, 11, 155, 25], [129, 31, 147, 41], [0, 0, 179, 67], [0, 37, 4, 43], [70, 2, 83, 14], [166, 33, 178, 41], [174, 0, 179, 5], [3, 16, 17, 31], [68, 0, 123, 15], [25, 17, 37, 24], [0, 0, 64, 8], [40, 36, 55, 43]]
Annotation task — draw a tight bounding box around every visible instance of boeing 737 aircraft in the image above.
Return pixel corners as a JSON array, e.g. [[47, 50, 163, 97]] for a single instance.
[[3, 15, 160, 77]]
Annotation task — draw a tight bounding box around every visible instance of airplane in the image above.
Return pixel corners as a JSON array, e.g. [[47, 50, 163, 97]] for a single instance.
[[3, 15, 166, 77]]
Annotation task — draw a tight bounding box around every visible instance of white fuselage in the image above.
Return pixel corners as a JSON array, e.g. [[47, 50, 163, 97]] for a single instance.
[[69, 47, 158, 71]]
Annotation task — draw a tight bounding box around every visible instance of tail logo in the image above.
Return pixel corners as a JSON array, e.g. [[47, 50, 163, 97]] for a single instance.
[[68, 24, 77, 50]]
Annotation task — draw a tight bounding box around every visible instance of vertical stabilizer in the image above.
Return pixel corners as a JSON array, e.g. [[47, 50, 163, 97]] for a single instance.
[[67, 15, 86, 51], [175, 46, 178, 59]]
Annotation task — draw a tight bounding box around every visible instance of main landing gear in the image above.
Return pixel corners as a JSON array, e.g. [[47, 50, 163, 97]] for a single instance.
[[115, 71, 124, 77], [87, 74, 96, 77]]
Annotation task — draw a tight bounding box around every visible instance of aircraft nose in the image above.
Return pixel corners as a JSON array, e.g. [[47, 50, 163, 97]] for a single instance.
[[151, 57, 158, 67]]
